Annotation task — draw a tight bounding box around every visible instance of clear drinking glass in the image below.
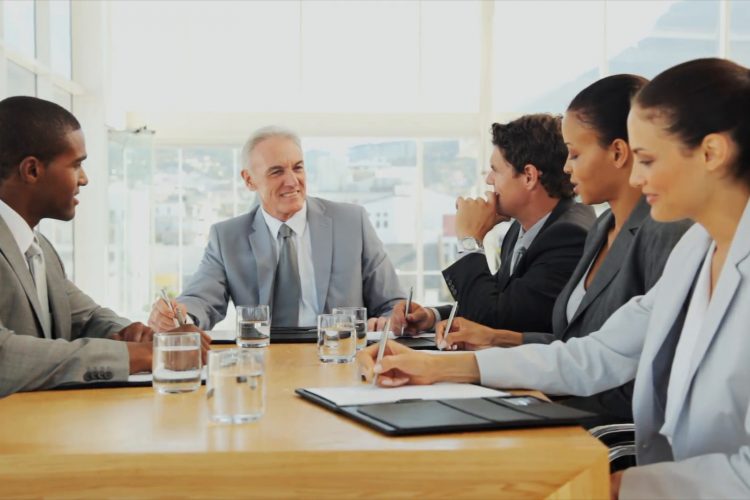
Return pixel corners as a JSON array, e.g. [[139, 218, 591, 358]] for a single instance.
[[152, 332, 202, 394], [236, 305, 271, 348], [207, 348, 266, 424], [332, 307, 367, 351], [317, 312, 356, 363]]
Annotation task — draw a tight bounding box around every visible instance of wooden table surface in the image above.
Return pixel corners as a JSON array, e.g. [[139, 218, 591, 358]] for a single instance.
[[0, 344, 608, 498]]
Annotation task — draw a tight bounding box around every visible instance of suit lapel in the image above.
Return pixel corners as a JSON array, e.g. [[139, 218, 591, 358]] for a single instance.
[[569, 200, 650, 327], [247, 206, 276, 307], [496, 222, 520, 290], [670, 202, 750, 418], [38, 237, 71, 340], [559, 211, 613, 331], [512, 198, 574, 274], [307, 198, 333, 309], [0, 218, 46, 336]]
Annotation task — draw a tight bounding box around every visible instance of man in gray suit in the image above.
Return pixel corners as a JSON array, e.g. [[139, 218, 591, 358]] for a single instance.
[[0, 96, 203, 398], [149, 126, 403, 331]]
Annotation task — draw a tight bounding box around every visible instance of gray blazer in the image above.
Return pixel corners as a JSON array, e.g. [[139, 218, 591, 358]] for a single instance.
[[0, 218, 130, 397], [522, 199, 692, 419], [475, 199, 750, 498], [179, 196, 404, 328]]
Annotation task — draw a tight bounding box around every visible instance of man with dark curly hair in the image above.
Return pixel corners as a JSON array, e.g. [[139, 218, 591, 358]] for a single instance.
[[387, 114, 596, 335]]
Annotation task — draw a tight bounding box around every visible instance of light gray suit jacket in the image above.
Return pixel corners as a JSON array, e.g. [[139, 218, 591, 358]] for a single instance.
[[179, 197, 404, 329], [0, 218, 130, 397], [475, 199, 750, 498]]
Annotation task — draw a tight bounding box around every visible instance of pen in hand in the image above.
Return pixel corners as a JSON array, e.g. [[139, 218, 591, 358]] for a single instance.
[[400, 286, 413, 336], [440, 301, 458, 351], [372, 317, 391, 386], [160, 287, 186, 327]]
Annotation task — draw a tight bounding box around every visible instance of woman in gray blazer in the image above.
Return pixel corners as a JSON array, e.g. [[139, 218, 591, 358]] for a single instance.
[[432, 75, 692, 421], [358, 58, 750, 499]]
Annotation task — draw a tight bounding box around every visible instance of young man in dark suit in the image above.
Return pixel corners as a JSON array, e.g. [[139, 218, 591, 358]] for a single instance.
[[390, 114, 596, 334]]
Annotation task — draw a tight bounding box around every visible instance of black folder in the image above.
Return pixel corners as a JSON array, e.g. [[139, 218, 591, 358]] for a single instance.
[[210, 326, 319, 344], [366, 336, 437, 350], [295, 389, 598, 436]]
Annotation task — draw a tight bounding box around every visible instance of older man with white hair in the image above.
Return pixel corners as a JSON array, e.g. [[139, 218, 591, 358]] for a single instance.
[[149, 126, 403, 330]]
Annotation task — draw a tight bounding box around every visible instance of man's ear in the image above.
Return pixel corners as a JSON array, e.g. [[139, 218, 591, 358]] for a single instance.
[[701, 132, 735, 177], [611, 138, 630, 169], [18, 156, 44, 184], [522, 164, 541, 190], [240, 169, 257, 191]]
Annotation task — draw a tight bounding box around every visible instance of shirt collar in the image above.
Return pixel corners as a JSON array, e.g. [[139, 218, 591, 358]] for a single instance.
[[0, 198, 36, 257], [260, 202, 307, 239], [517, 211, 551, 249]]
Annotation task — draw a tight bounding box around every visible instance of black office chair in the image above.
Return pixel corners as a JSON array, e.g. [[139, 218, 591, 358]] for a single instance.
[[589, 423, 637, 472]]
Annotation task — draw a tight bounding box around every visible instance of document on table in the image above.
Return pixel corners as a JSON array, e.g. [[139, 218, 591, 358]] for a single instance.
[[128, 367, 208, 384], [209, 329, 234, 342], [303, 383, 508, 406]]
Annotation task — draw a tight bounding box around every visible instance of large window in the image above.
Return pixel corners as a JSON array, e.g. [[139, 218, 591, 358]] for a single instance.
[[730, 0, 750, 66], [108, 136, 479, 325], [97, 0, 750, 323], [1, 0, 77, 278], [1, 0, 740, 323]]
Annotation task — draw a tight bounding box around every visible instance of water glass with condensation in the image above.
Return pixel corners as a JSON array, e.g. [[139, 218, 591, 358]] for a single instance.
[[152, 332, 202, 394], [317, 312, 356, 363], [236, 305, 271, 348], [207, 348, 266, 424], [332, 307, 367, 351]]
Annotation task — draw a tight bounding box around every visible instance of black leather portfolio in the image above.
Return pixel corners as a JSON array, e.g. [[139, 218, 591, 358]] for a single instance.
[[295, 389, 598, 436], [269, 326, 318, 343]]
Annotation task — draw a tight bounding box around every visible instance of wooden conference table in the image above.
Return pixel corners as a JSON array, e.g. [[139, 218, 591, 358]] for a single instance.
[[0, 344, 608, 498]]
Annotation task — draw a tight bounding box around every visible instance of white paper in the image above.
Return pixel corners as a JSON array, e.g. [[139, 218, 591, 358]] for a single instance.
[[128, 367, 208, 383], [366, 331, 436, 341], [304, 383, 508, 406], [209, 329, 235, 342]]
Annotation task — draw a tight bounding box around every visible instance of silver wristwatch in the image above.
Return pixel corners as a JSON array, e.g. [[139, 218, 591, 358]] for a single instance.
[[459, 236, 483, 252]]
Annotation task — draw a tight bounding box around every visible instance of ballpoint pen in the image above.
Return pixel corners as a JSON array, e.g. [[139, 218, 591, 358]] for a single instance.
[[400, 286, 413, 336], [372, 317, 391, 386], [440, 301, 458, 350], [160, 287, 186, 327]]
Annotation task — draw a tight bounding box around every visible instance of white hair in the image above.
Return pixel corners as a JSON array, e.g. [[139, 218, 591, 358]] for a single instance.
[[240, 125, 302, 171]]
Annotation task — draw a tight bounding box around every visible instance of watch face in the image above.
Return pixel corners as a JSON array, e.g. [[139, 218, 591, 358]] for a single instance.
[[460, 237, 479, 251]]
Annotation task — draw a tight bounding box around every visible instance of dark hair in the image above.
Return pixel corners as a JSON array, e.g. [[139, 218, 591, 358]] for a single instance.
[[635, 58, 750, 187], [568, 74, 648, 146], [0, 96, 81, 183], [491, 114, 573, 199]]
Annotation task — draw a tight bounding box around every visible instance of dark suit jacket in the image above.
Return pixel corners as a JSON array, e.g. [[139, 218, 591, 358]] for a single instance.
[[523, 198, 692, 420], [438, 198, 596, 332]]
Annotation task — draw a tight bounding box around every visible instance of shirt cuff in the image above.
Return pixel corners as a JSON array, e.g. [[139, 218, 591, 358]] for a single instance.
[[428, 307, 442, 324], [454, 248, 485, 263]]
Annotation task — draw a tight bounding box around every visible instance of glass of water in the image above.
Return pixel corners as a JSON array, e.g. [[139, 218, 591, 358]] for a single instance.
[[236, 305, 271, 348], [207, 348, 266, 424], [317, 312, 356, 363], [332, 307, 367, 351], [152, 332, 202, 394]]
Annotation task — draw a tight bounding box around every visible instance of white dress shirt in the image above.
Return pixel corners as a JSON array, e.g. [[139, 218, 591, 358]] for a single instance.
[[565, 254, 597, 323], [260, 202, 319, 326], [660, 241, 715, 444], [0, 198, 35, 271], [509, 213, 550, 275]]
